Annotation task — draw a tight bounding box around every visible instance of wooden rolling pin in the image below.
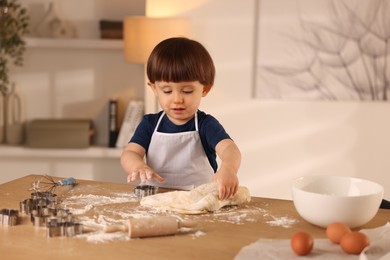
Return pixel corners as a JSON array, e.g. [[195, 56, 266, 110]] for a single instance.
[[104, 216, 198, 238]]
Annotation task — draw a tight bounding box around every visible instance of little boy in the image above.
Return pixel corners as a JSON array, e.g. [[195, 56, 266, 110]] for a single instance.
[[120, 37, 241, 200]]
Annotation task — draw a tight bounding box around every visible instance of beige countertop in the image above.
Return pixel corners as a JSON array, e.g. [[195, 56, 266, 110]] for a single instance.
[[1, 175, 389, 259]]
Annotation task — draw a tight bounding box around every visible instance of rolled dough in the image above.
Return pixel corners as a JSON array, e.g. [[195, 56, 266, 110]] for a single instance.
[[140, 182, 251, 214]]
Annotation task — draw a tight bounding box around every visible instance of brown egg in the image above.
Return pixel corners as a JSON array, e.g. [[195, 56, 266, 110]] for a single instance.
[[326, 222, 351, 244], [290, 231, 314, 256], [340, 231, 370, 255]]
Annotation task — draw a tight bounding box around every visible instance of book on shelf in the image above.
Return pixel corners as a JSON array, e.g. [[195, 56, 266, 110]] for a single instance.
[[115, 100, 144, 148], [91, 99, 120, 147], [108, 99, 119, 147]]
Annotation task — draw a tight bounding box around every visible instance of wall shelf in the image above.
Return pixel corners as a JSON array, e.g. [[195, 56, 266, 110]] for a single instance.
[[25, 37, 123, 50], [0, 145, 122, 159]]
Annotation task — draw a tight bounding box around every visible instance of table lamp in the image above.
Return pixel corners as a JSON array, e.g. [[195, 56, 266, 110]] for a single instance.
[[123, 16, 191, 112]]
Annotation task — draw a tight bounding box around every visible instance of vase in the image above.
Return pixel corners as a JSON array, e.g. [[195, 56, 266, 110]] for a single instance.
[[4, 84, 24, 145], [0, 93, 4, 144], [35, 2, 77, 38]]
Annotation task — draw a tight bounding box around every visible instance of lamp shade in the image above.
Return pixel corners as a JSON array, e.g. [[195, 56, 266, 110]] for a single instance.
[[124, 16, 191, 64]]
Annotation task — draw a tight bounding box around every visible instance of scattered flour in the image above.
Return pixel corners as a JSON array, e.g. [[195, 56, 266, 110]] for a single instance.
[[192, 230, 206, 239], [57, 188, 298, 243], [77, 232, 130, 244], [62, 193, 137, 208], [202, 205, 297, 228], [265, 216, 298, 228]]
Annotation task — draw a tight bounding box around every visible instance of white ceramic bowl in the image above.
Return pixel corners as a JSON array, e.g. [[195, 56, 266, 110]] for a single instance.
[[291, 176, 383, 228]]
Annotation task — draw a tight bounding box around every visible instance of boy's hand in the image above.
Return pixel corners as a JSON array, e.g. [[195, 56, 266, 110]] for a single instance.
[[121, 143, 164, 184], [213, 171, 239, 201], [214, 139, 241, 201], [127, 166, 165, 183]]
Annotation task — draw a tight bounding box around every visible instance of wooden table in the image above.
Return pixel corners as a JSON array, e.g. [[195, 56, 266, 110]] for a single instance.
[[1, 175, 389, 260]]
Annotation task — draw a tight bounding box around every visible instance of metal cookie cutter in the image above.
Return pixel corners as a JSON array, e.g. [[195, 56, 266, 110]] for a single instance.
[[45, 214, 83, 237], [19, 182, 83, 238], [134, 185, 159, 198], [20, 191, 57, 215], [0, 209, 19, 226], [20, 191, 58, 227], [63, 222, 83, 237]]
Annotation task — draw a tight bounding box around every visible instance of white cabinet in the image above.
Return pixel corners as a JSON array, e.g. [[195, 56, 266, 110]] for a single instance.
[[0, 0, 145, 184]]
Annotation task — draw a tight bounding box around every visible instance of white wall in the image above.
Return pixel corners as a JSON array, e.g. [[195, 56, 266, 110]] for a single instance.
[[147, 0, 390, 200]]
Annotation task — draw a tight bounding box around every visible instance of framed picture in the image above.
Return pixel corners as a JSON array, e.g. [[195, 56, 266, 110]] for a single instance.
[[255, 0, 390, 101]]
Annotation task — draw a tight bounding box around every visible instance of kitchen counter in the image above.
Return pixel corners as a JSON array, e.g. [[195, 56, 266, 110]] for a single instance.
[[1, 175, 389, 259]]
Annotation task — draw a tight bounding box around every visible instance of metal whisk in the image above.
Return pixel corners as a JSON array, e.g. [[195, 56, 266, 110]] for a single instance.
[[31, 175, 77, 194]]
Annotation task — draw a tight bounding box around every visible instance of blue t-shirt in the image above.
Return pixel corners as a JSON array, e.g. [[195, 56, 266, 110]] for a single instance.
[[130, 110, 231, 172]]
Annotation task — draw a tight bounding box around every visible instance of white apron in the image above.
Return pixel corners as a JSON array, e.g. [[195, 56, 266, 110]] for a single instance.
[[145, 112, 214, 190]]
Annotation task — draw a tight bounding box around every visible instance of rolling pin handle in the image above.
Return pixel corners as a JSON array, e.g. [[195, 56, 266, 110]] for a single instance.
[[104, 224, 128, 233]]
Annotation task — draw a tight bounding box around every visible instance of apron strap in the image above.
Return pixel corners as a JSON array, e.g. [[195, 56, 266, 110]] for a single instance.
[[194, 111, 199, 131], [155, 111, 199, 132], [154, 112, 165, 133]]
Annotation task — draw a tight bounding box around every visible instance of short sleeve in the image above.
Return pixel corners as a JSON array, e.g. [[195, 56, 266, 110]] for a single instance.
[[199, 114, 231, 150], [130, 114, 157, 153]]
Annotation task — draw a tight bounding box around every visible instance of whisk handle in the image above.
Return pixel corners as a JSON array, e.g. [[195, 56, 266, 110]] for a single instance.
[[57, 177, 76, 186]]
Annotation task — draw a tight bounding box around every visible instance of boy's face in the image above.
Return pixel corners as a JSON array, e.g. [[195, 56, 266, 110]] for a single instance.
[[149, 81, 211, 125]]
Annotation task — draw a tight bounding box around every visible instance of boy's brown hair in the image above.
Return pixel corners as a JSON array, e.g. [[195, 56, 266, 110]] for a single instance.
[[147, 37, 215, 86]]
